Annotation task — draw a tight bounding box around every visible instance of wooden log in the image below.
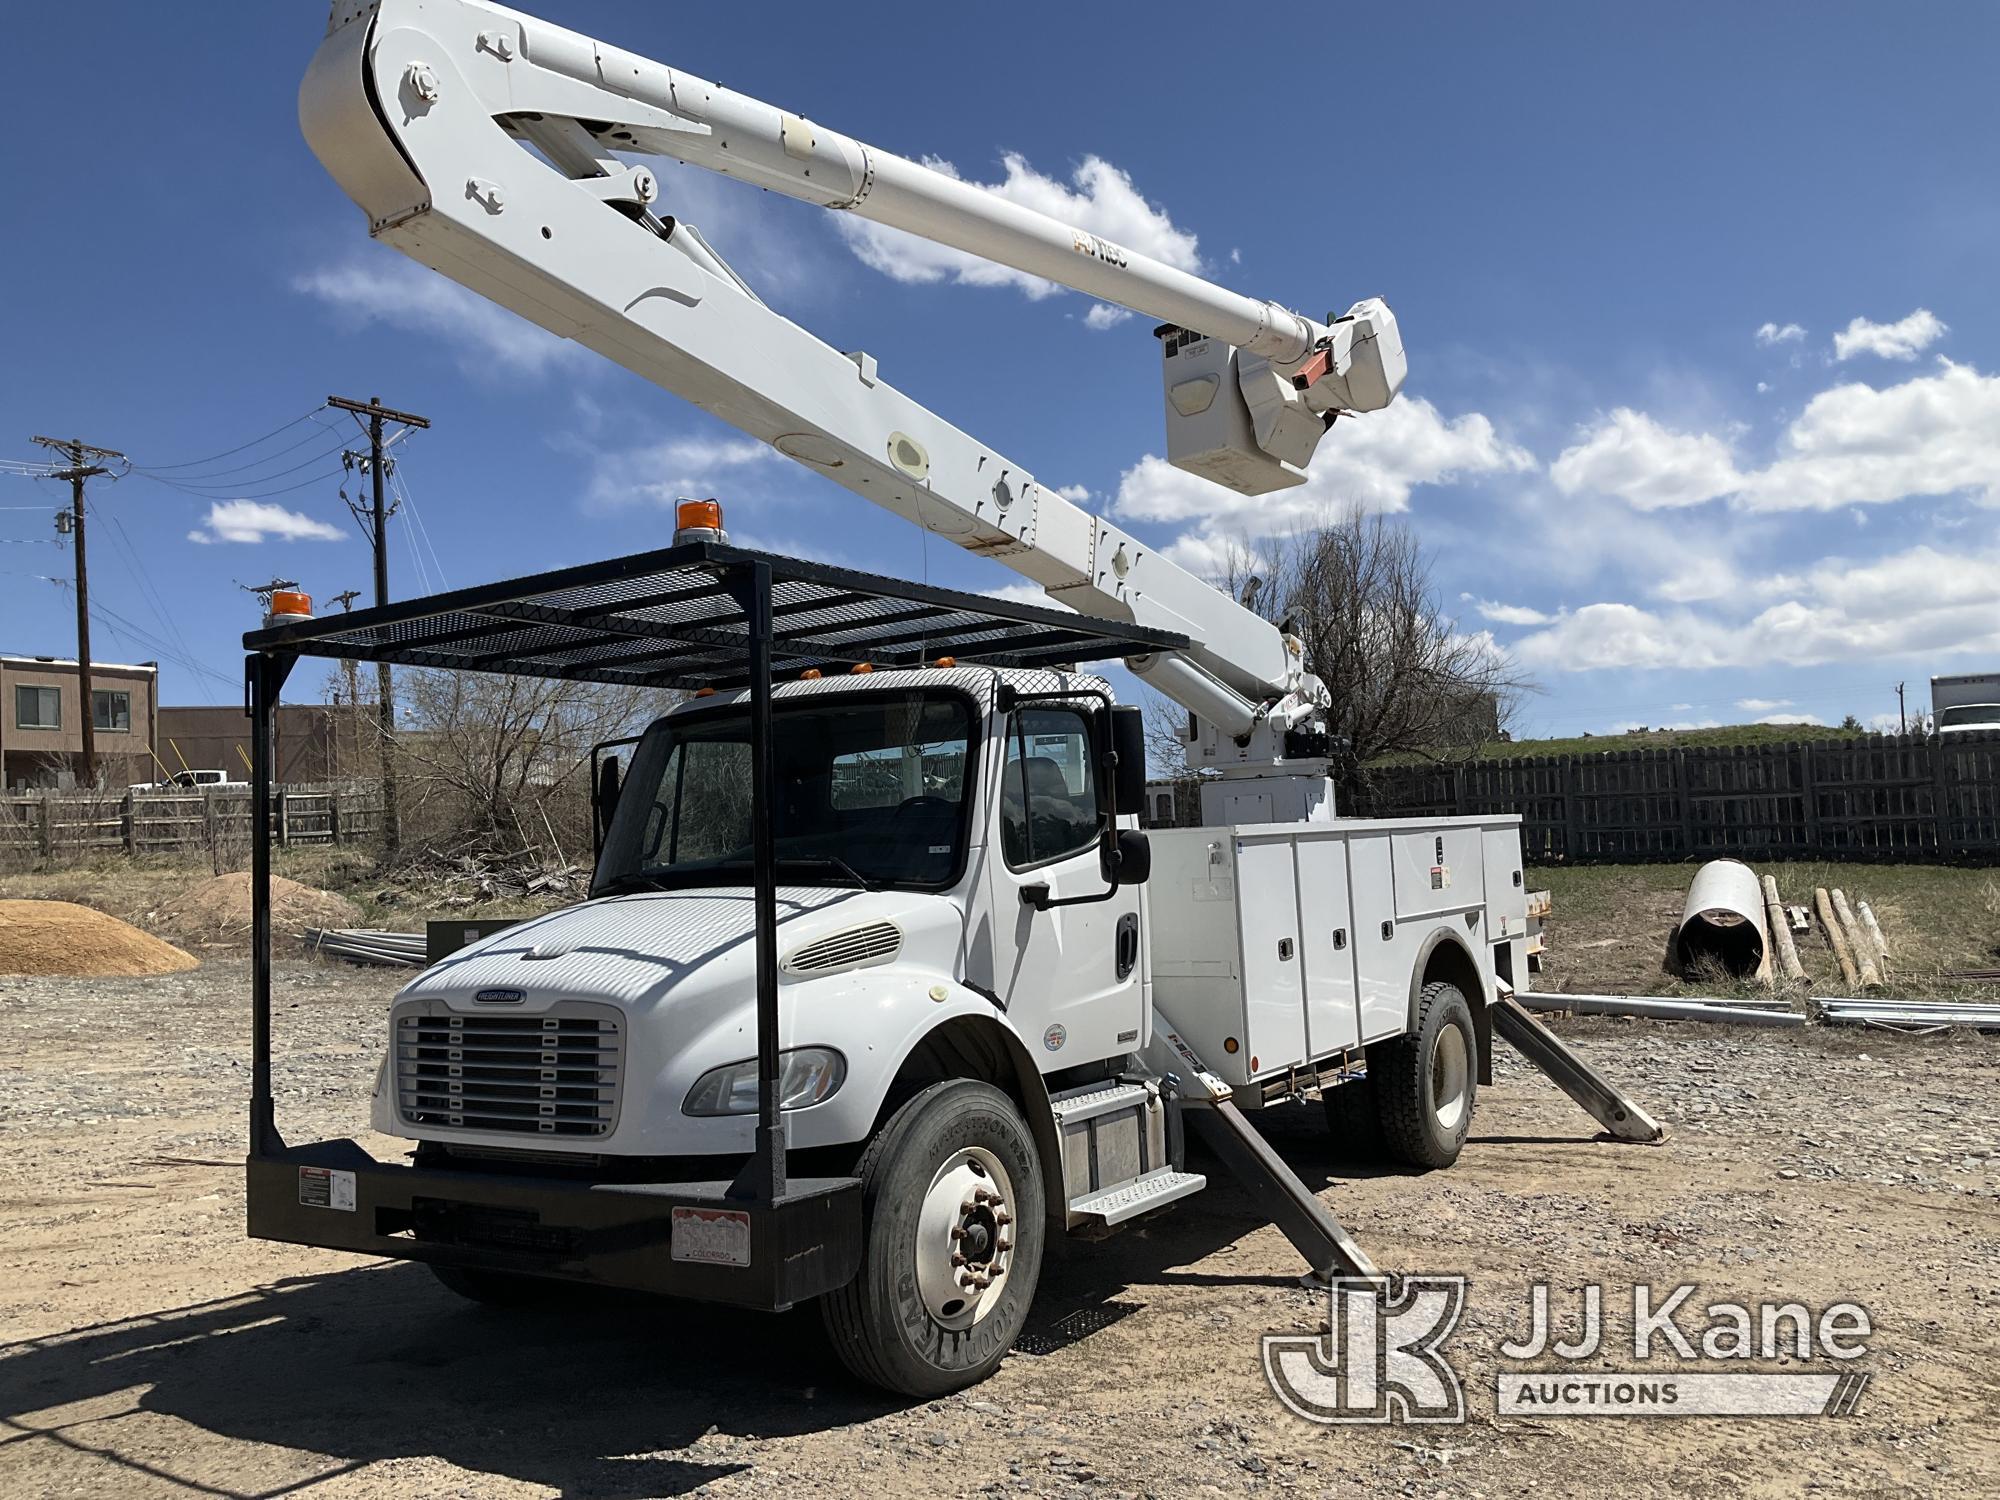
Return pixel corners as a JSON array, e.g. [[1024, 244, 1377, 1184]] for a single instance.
[[1856, 900, 1891, 970], [1829, 888, 1882, 990], [1760, 874, 1807, 983], [1815, 887, 1860, 989]]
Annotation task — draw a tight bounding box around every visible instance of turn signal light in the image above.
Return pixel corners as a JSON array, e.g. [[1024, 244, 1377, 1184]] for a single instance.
[[269, 590, 312, 618]]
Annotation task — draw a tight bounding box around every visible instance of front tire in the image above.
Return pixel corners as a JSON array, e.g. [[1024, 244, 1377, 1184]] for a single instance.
[[1373, 981, 1477, 1169], [822, 1079, 1045, 1397]]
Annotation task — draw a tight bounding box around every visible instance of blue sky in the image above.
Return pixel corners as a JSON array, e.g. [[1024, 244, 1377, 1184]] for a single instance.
[[3, 2, 1996, 737]]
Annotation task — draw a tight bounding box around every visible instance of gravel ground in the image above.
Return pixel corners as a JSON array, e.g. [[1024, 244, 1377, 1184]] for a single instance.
[[2, 958, 1997, 1498]]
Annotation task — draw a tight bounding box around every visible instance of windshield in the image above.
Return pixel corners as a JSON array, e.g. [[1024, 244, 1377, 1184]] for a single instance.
[[1938, 704, 2000, 728], [595, 690, 977, 893]]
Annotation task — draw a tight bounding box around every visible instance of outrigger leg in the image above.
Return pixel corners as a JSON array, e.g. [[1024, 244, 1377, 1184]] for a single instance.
[[1492, 986, 1667, 1144]]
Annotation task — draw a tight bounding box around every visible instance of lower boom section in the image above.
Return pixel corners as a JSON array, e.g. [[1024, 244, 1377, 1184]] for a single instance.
[[247, 1139, 863, 1311]]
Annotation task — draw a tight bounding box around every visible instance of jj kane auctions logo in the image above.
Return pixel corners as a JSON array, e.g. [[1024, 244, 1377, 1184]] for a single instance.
[[1264, 1277, 1872, 1423]]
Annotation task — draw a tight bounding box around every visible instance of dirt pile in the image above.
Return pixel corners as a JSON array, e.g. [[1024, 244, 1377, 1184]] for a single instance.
[[150, 873, 362, 949], [0, 899, 199, 977]]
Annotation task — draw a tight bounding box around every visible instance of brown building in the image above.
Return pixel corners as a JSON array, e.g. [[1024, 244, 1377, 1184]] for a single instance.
[[1, 654, 160, 790], [158, 703, 368, 785]]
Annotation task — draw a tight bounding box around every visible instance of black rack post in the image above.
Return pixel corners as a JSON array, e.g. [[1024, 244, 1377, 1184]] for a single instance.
[[735, 560, 786, 1202], [247, 651, 292, 1157]]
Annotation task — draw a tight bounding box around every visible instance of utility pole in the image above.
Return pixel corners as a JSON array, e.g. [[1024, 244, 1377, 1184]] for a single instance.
[[31, 436, 125, 789], [329, 589, 364, 779], [1896, 682, 1907, 736], [327, 395, 429, 856]]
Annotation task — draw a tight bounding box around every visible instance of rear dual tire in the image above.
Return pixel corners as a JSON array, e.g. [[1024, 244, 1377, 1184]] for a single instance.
[[1326, 980, 1477, 1170]]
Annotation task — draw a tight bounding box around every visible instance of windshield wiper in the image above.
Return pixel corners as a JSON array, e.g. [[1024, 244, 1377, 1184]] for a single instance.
[[719, 855, 882, 890]]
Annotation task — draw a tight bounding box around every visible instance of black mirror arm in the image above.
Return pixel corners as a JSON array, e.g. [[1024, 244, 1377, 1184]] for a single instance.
[[1020, 879, 1122, 911]]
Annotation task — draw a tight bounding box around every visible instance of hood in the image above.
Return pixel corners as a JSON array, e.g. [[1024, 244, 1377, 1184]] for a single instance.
[[404, 885, 961, 1010]]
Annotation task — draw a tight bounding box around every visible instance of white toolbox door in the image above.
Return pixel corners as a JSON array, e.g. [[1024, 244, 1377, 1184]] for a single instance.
[[1236, 836, 1307, 1074], [1296, 837, 1361, 1056], [1346, 833, 1410, 1041]]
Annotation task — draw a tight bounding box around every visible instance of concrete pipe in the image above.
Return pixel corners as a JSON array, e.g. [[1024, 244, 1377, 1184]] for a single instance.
[[1674, 859, 1770, 979]]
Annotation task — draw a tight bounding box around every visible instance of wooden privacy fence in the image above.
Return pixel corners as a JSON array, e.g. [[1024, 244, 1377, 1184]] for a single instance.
[[0, 782, 385, 867], [1345, 731, 2000, 864]]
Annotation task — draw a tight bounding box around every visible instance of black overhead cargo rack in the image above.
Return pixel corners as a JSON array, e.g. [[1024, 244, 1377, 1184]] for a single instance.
[[238, 542, 1188, 1310]]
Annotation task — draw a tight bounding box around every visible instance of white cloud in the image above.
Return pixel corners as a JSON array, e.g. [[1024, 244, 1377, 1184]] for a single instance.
[[1739, 360, 2000, 511], [837, 153, 1201, 299], [1833, 308, 1947, 362], [1114, 396, 1534, 568], [1083, 302, 1134, 330], [1509, 543, 2000, 672], [1735, 697, 1792, 712], [1461, 595, 1556, 627], [295, 256, 581, 375], [1549, 408, 1742, 510], [1756, 381, 1772, 394], [1756, 322, 1805, 347], [584, 435, 782, 510], [983, 583, 1069, 610], [1055, 483, 1092, 503], [187, 501, 344, 545], [1755, 712, 1825, 726], [1546, 361, 2000, 515]]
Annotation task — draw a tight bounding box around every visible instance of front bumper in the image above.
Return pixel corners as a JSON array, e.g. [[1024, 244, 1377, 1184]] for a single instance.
[[248, 1139, 862, 1311]]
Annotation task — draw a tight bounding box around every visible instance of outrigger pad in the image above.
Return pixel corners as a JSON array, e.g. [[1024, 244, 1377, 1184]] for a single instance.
[[1491, 992, 1668, 1144]]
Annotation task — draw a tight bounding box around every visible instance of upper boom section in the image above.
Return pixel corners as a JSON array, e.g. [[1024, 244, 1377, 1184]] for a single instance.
[[301, 0, 1400, 771]]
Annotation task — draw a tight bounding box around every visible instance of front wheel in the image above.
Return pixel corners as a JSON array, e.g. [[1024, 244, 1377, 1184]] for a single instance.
[[822, 1079, 1045, 1396], [1373, 980, 1478, 1169]]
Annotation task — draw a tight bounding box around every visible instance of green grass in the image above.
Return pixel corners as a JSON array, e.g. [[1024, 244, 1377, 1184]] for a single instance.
[[1530, 860, 2000, 1002]]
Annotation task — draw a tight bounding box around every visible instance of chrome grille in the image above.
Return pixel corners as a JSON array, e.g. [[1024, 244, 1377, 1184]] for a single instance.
[[395, 1002, 622, 1137]]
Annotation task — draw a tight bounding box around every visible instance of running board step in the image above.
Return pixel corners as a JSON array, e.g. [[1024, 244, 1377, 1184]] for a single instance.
[[1071, 1168, 1206, 1225], [1493, 990, 1667, 1144], [1051, 1080, 1153, 1126], [1184, 1099, 1379, 1281]]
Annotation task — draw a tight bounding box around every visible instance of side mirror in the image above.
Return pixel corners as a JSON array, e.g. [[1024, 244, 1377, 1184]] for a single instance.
[[1100, 827, 1151, 887], [1114, 828, 1151, 885], [1110, 705, 1147, 813], [592, 753, 622, 855]]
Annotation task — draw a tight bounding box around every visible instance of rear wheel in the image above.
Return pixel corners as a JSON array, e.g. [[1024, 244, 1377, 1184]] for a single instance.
[[822, 1079, 1045, 1396], [1373, 981, 1477, 1169]]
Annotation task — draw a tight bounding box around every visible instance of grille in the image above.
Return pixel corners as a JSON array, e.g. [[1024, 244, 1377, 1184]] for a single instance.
[[395, 1003, 622, 1137], [783, 920, 902, 975]]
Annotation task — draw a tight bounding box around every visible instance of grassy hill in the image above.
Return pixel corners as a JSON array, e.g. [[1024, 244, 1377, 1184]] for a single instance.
[[1374, 720, 1867, 766]]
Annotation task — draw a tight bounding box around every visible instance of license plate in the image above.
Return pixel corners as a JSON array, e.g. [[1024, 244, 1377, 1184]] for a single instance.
[[671, 1206, 752, 1267]]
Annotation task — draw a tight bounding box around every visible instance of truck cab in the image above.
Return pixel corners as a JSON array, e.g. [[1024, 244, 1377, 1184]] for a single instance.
[[376, 667, 1151, 1166]]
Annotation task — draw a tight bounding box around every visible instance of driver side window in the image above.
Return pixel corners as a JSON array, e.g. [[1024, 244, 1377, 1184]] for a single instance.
[[999, 706, 1100, 869]]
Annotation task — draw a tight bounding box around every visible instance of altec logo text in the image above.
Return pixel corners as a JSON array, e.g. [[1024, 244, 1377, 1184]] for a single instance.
[[1263, 1278, 1873, 1424]]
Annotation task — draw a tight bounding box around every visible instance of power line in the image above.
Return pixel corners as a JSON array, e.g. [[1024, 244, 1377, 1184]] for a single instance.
[[134, 407, 328, 471], [131, 436, 355, 495]]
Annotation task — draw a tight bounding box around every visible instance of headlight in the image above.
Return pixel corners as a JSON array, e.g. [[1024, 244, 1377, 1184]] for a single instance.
[[682, 1047, 847, 1117]]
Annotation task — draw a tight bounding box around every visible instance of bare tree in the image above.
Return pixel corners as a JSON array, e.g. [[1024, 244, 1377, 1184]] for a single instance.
[[390, 671, 672, 865], [1203, 512, 1534, 767]]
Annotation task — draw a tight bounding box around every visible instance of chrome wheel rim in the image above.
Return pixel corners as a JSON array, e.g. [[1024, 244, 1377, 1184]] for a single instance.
[[914, 1145, 1015, 1330], [1431, 1023, 1470, 1133]]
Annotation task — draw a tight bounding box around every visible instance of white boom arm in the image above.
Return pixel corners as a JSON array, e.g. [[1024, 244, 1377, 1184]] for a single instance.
[[301, 0, 1408, 790]]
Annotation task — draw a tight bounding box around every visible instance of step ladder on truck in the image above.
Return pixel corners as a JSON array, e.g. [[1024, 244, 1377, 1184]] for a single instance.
[[247, 0, 1666, 1398]]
